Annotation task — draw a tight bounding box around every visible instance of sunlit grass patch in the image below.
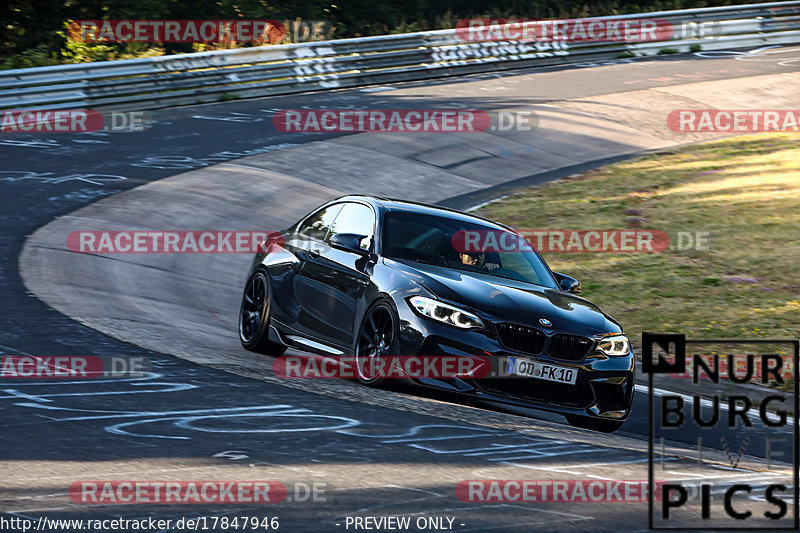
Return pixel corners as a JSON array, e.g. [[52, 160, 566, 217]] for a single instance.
[[477, 133, 800, 342]]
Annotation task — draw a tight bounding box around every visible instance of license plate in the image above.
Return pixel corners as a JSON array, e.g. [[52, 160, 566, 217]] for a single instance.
[[505, 357, 578, 384]]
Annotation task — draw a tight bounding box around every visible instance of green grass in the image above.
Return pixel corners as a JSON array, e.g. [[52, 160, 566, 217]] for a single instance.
[[476, 133, 800, 344]]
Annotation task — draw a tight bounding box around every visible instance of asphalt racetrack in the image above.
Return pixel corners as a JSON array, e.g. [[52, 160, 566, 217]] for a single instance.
[[2, 47, 800, 531]]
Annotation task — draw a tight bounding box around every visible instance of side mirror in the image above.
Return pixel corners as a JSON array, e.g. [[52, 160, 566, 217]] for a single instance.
[[330, 233, 370, 256], [554, 272, 581, 294]]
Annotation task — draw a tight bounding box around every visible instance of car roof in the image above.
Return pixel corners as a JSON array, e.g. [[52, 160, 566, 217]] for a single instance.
[[334, 195, 513, 232]]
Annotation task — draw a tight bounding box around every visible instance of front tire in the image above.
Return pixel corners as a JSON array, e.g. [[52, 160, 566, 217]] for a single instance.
[[239, 270, 287, 356], [354, 300, 399, 388], [565, 414, 624, 433]]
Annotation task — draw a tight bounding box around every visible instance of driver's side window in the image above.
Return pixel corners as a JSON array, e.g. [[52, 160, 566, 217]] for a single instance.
[[297, 204, 343, 242]]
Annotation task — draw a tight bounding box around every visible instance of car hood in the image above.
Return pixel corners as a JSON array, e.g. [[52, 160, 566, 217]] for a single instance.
[[386, 259, 621, 335]]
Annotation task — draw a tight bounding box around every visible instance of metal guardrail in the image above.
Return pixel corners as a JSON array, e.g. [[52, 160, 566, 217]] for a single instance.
[[1, 1, 799, 111]]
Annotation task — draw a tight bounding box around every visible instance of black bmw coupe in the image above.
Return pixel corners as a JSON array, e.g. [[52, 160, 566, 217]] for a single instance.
[[239, 195, 634, 432]]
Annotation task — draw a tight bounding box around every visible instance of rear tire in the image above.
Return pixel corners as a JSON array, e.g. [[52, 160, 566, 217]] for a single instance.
[[565, 414, 624, 433], [238, 270, 287, 356]]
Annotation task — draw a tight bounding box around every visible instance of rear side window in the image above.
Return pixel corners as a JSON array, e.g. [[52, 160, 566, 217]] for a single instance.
[[328, 203, 375, 250], [298, 204, 343, 241]]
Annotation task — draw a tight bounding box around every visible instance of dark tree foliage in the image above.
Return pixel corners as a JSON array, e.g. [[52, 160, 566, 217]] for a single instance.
[[0, 0, 756, 66]]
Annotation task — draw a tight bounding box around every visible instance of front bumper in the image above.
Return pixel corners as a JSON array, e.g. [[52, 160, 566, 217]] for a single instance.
[[395, 300, 635, 421]]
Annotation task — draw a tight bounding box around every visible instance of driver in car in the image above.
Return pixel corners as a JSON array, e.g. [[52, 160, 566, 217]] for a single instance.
[[458, 251, 500, 271]]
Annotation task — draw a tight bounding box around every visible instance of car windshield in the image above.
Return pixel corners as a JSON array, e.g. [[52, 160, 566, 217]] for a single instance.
[[382, 211, 557, 288]]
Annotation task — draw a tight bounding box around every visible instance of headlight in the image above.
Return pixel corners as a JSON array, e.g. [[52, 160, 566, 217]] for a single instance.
[[597, 334, 630, 356], [408, 296, 484, 329]]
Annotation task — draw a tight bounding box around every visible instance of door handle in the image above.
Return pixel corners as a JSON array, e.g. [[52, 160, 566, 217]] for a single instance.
[[309, 248, 321, 258]]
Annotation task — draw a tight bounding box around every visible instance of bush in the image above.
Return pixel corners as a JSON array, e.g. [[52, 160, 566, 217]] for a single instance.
[[0, 44, 60, 70], [57, 22, 165, 64]]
